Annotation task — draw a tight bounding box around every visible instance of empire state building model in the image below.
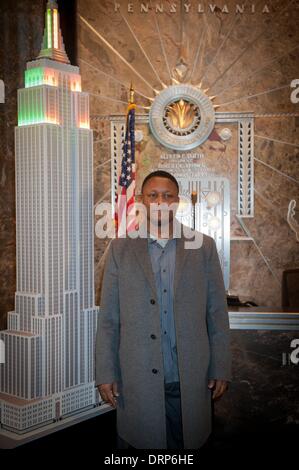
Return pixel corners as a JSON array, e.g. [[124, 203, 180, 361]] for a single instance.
[[0, 0, 100, 435]]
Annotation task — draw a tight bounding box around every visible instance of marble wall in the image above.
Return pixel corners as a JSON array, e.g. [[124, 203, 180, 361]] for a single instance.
[[77, 0, 299, 307], [0, 0, 299, 327], [213, 329, 299, 451]]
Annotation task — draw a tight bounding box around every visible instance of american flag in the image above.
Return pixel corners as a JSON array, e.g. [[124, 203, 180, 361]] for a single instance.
[[115, 102, 137, 237]]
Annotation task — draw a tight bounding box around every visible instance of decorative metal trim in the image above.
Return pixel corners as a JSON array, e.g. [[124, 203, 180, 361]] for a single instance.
[[149, 84, 216, 151], [229, 310, 299, 331], [176, 177, 230, 290], [109, 112, 255, 217]]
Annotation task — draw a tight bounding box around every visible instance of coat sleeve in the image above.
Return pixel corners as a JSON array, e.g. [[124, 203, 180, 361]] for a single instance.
[[206, 237, 232, 381], [95, 241, 121, 385]]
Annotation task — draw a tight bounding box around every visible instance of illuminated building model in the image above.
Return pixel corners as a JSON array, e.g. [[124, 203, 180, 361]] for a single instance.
[[0, 0, 99, 435]]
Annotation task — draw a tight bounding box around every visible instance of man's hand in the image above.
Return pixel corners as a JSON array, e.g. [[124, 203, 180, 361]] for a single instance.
[[97, 382, 119, 408], [208, 379, 228, 400]]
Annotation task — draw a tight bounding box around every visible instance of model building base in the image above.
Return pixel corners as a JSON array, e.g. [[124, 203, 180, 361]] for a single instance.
[[0, 400, 112, 449]]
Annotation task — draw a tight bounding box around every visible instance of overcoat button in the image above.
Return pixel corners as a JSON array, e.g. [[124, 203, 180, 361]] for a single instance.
[[150, 299, 156, 304], [150, 334, 156, 339], [152, 368, 158, 374]]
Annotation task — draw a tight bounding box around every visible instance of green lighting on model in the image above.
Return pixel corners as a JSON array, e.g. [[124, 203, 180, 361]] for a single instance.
[[47, 9, 52, 49], [25, 68, 44, 88]]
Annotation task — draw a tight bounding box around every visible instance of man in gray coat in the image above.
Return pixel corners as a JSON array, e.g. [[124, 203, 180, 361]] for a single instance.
[[96, 170, 231, 449]]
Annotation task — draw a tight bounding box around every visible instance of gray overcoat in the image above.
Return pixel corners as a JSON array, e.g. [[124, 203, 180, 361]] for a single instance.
[[95, 227, 231, 449]]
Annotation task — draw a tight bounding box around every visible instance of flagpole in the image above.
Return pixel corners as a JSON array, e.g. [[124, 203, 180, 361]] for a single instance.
[[114, 84, 137, 238]]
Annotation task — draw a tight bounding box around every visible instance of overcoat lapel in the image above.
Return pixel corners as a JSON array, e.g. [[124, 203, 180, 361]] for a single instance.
[[173, 234, 190, 294], [132, 237, 157, 295]]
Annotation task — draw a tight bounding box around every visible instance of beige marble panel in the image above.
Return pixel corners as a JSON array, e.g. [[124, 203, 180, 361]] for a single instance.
[[78, 0, 299, 307]]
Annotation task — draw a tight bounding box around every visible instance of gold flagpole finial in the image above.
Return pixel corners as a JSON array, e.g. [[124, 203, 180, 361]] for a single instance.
[[129, 83, 135, 104]]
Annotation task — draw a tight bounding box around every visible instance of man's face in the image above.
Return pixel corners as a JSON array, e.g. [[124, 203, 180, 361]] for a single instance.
[[141, 177, 179, 229]]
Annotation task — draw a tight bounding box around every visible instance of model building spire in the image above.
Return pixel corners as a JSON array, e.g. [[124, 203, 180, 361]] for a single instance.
[[38, 0, 70, 64]]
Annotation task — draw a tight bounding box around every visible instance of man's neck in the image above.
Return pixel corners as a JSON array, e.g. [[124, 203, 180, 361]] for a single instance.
[[148, 225, 173, 240]]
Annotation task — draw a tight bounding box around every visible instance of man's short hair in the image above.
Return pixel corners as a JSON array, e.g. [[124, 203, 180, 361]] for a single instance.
[[141, 170, 179, 194]]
